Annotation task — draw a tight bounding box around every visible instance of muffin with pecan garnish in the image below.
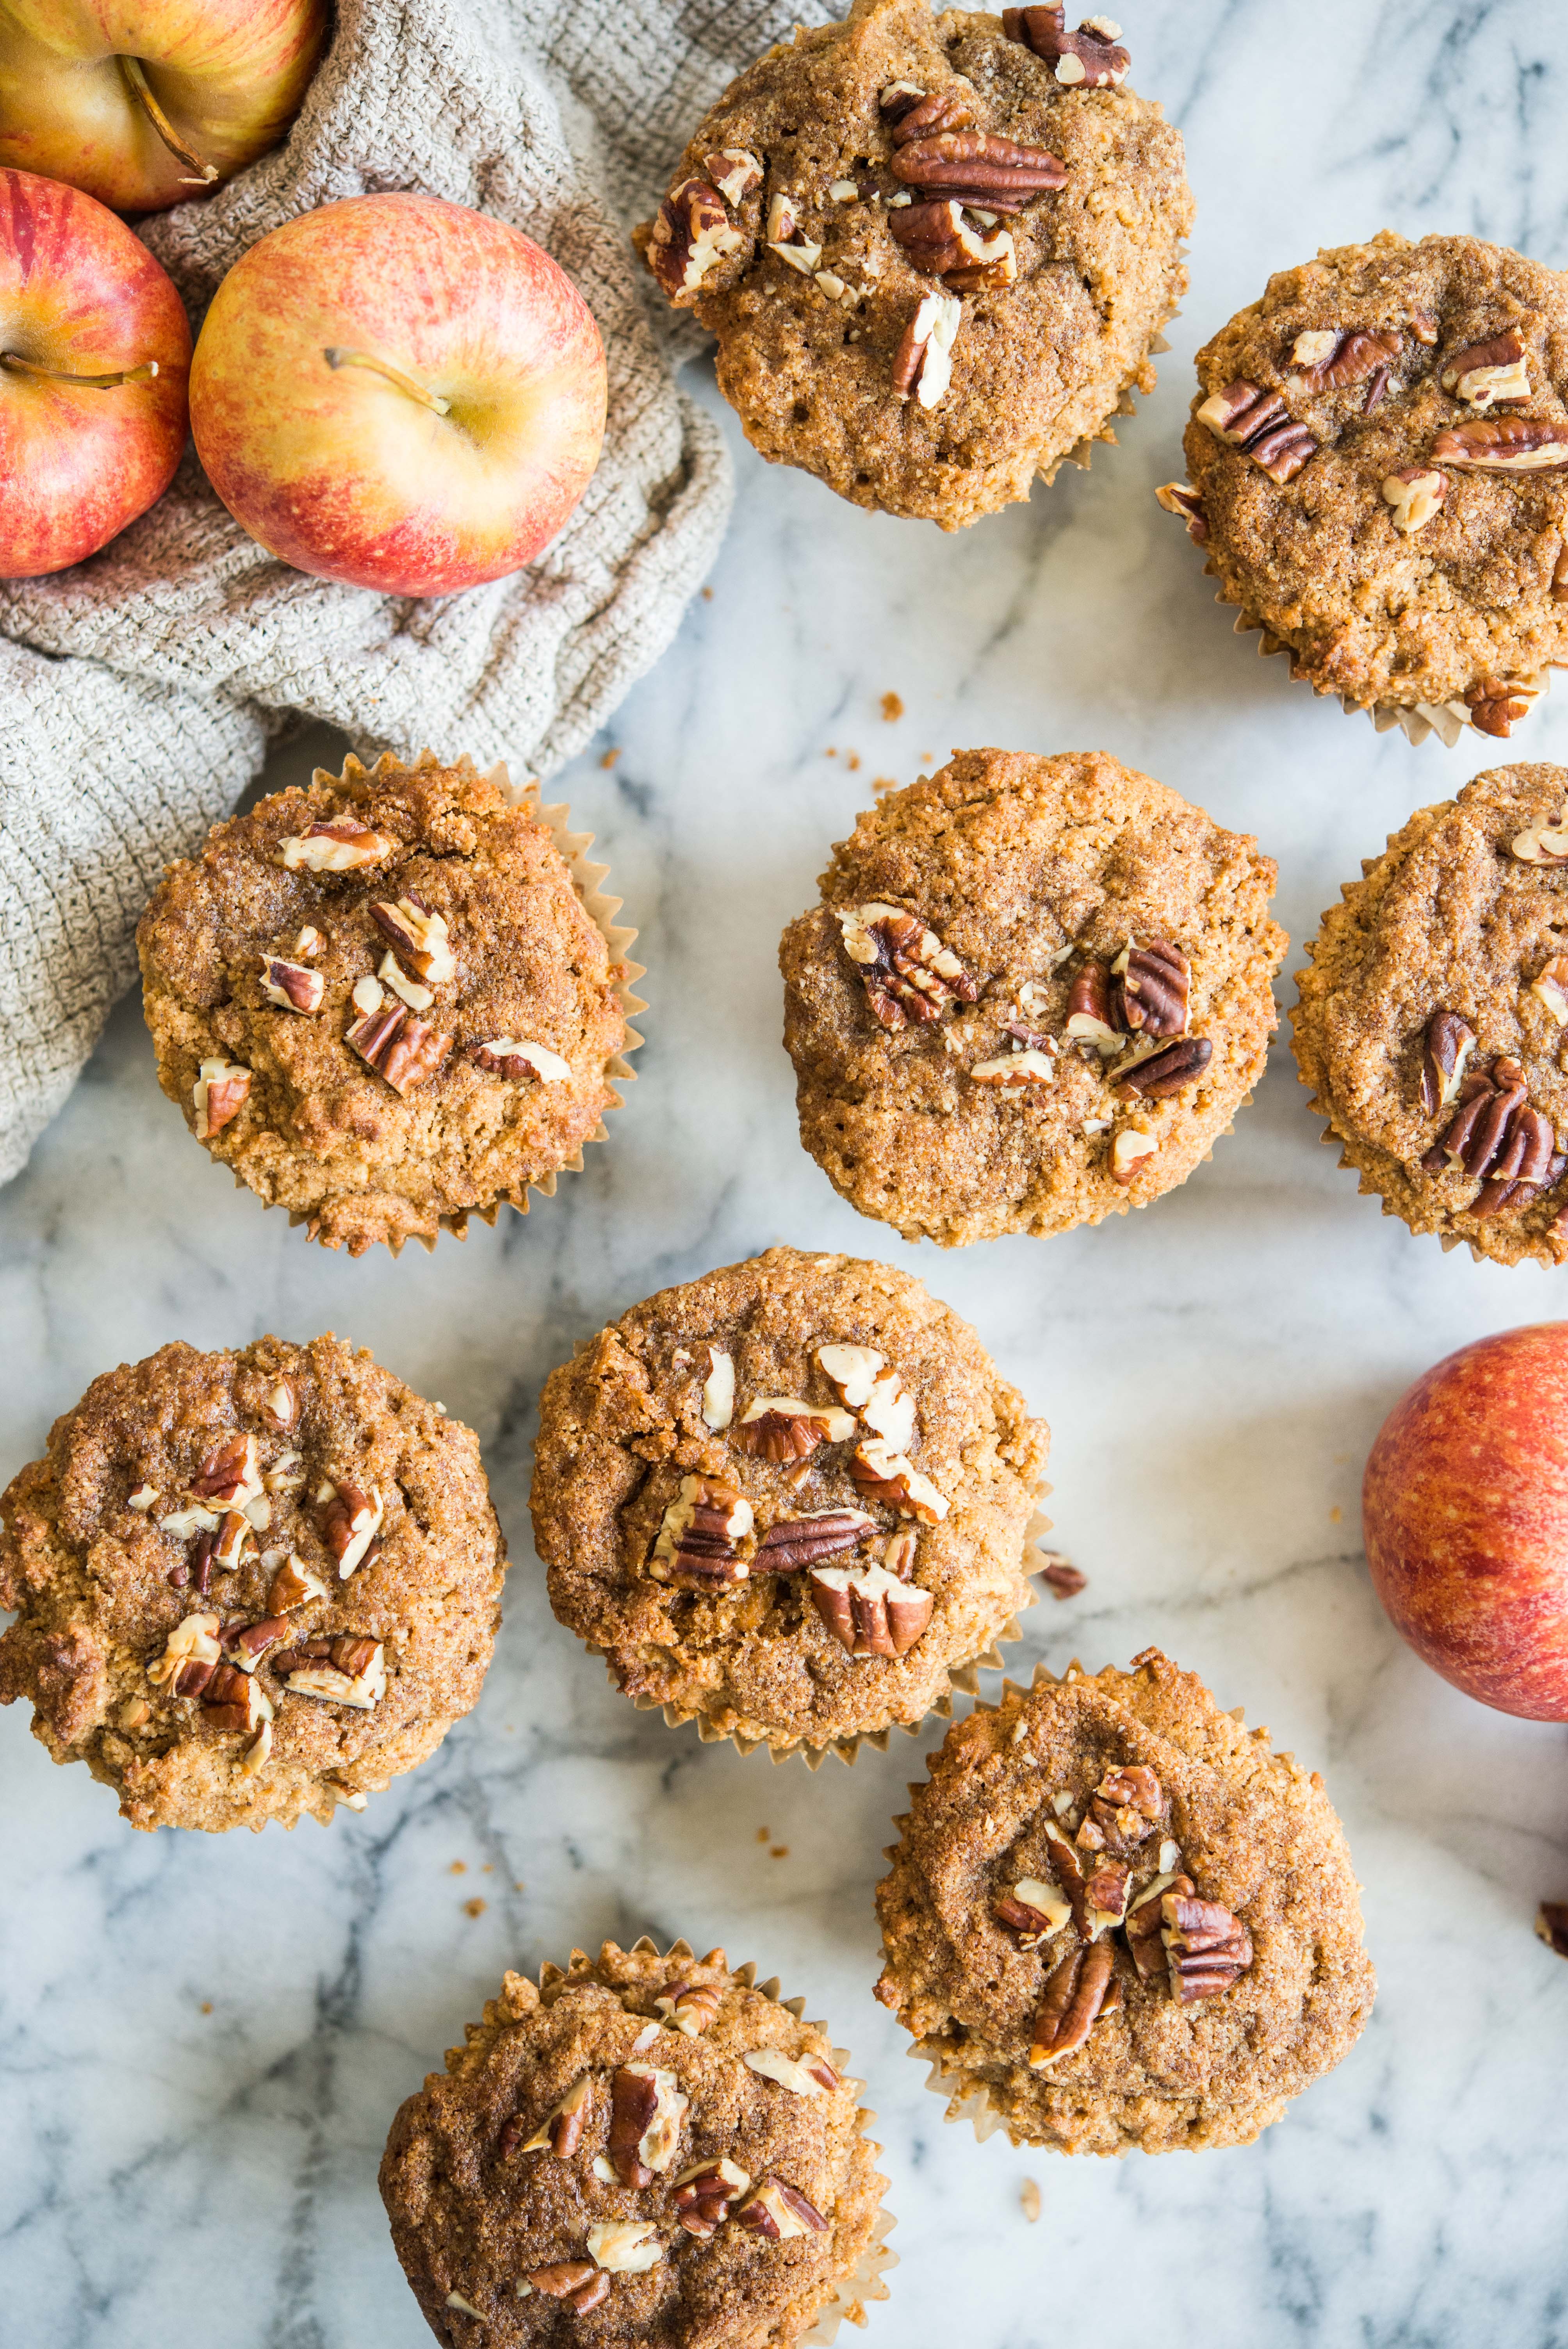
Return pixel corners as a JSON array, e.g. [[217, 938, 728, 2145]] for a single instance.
[[530, 1247, 1050, 1761], [379, 1937, 894, 2349], [0, 1334, 504, 1832], [633, 0, 1190, 527], [137, 748, 639, 1255], [779, 749, 1287, 1245], [1158, 230, 1568, 745], [1293, 762, 1568, 1267], [875, 1649, 1376, 2155]]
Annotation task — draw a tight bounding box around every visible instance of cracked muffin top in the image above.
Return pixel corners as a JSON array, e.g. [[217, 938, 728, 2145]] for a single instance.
[[379, 1941, 888, 2349], [0, 1334, 504, 1832], [136, 749, 633, 1255], [1293, 761, 1568, 1267], [529, 1247, 1049, 1757], [780, 750, 1286, 1245], [635, 0, 1190, 527], [875, 1650, 1376, 2155], [1162, 232, 1568, 745]]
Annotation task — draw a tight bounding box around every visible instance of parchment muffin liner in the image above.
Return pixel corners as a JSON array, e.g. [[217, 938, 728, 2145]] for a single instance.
[[534, 1934, 898, 2345], [276, 749, 645, 1251], [1043, 308, 1181, 485], [1226, 602, 1552, 750], [603, 1492, 1055, 1771]]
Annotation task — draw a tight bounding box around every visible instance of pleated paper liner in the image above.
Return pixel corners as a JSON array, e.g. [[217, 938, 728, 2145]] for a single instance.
[[598, 1492, 1055, 1772], [543, 1934, 898, 2345], [1042, 303, 1181, 487], [283, 749, 645, 1251]]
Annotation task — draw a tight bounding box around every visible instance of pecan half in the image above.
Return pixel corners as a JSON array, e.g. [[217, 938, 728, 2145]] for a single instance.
[[736, 1397, 855, 1460], [1440, 328, 1530, 409], [193, 1059, 249, 1139], [646, 176, 743, 303], [260, 956, 324, 1013], [649, 1474, 755, 1587], [886, 88, 977, 143], [1112, 937, 1188, 1035], [734, 2177, 829, 2241], [276, 817, 393, 873], [850, 1439, 948, 1522], [837, 901, 977, 1029], [1472, 1105, 1557, 1216], [756, 1509, 876, 1572], [1196, 380, 1317, 484], [1382, 465, 1447, 534], [891, 127, 1066, 212], [1430, 416, 1568, 473], [1028, 1937, 1114, 2065], [1425, 1056, 1531, 1182], [1162, 1891, 1253, 2001], [369, 894, 455, 985], [1419, 1011, 1477, 1115], [1113, 1036, 1212, 1097], [1465, 675, 1537, 738], [1002, 5, 1130, 86], [1155, 479, 1208, 543], [672, 2156, 750, 2239], [1286, 326, 1401, 392], [809, 1560, 934, 1657]]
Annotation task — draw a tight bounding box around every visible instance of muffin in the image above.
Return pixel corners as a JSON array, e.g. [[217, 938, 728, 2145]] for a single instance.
[[1158, 230, 1568, 745], [875, 1649, 1376, 2155], [137, 750, 638, 1255], [779, 749, 1286, 1244], [0, 1335, 505, 1832], [379, 1937, 894, 2349], [530, 1246, 1049, 1761], [635, 0, 1191, 527], [1293, 762, 1568, 1267]]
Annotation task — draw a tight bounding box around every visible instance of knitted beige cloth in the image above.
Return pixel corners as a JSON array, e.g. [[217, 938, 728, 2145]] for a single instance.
[[0, 0, 820, 1184]]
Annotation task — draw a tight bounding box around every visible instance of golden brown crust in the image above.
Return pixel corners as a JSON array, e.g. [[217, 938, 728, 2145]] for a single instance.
[[378, 1941, 886, 2349], [637, 0, 1191, 528], [0, 1335, 504, 1832], [136, 751, 629, 1256], [875, 1652, 1376, 2155], [529, 1248, 1049, 1754], [780, 750, 1286, 1243]]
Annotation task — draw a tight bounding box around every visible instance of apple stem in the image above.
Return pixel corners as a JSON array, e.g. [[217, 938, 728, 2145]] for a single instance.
[[1, 351, 159, 390], [119, 55, 220, 185], [323, 347, 451, 416]]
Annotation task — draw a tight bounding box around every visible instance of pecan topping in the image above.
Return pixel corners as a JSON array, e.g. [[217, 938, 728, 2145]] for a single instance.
[[1064, 959, 1123, 1046], [886, 88, 975, 142], [1471, 1105, 1558, 1217], [1419, 1011, 1477, 1116], [809, 1560, 934, 1657], [1430, 416, 1568, 472], [1113, 1036, 1212, 1097], [890, 127, 1066, 212], [1196, 380, 1317, 484], [703, 148, 763, 207], [650, 1474, 755, 1587], [888, 200, 1014, 291], [1511, 805, 1568, 863], [608, 2064, 686, 2188], [1110, 1125, 1158, 1183], [274, 1635, 387, 1708], [1286, 326, 1401, 392], [212, 1508, 254, 1574], [883, 1527, 918, 1579], [736, 1397, 856, 1459], [346, 1002, 452, 1094], [889, 287, 962, 407], [369, 895, 455, 985], [1078, 1764, 1166, 1856], [199, 1659, 274, 1734], [148, 1609, 221, 1690], [765, 191, 822, 273], [1111, 937, 1188, 1035], [321, 1479, 382, 1578], [816, 1344, 884, 1408], [743, 2045, 839, 2097], [850, 1439, 948, 1522], [1125, 1870, 1192, 1982], [1424, 1056, 1530, 1179], [1555, 547, 1568, 602], [223, 1615, 289, 1668], [1440, 328, 1530, 408], [1536, 1902, 1568, 1959], [1465, 675, 1538, 738], [655, 1981, 722, 2035], [262, 1378, 298, 1432], [586, 2219, 663, 2275], [861, 1362, 915, 1450], [1530, 957, 1568, 1027], [191, 1432, 262, 1507], [193, 1058, 249, 1139], [972, 1046, 1057, 1087], [1039, 1551, 1086, 1598], [1155, 479, 1208, 543], [267, 1554, 328, 1613], [1002, 6, 1130, 86], [466, 1037, 572, 1083], [524, 2262, 604, 2312], [276, 817, 393, 873], [647, 176, 743, 303], [1041, 1821, 1090, 1937], [993, 1874, 1072, 1946], [700, 1346, 734, 1430], [260, 956, 324, 1013], [1381, 464, 1448, 536], [513, 2075, 591, 2158], [837, 901, 977, 1029], [734, 2178, 829, 2241], [672, 2156, 750, 2238], [1029, 1937, 1114, 2066], [1162, 1891, 1253, 2001], [756, 1508, 876, 1572]]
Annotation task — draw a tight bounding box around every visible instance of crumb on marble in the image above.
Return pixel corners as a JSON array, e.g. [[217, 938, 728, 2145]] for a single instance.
[[463, 1897, 487, 1919], [880, 693, 904, 722], [1020, 2178, 1041, 2223], [600, 748, 621, 769], [450, 1860, 467, 1874]]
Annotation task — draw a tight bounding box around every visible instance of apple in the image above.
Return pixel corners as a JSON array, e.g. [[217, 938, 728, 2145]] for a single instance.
[[1362, 1322, 1568, 1721], [187, 192, 608, 596], [0, 0, 328, 215], [0, 165, 191, 576]]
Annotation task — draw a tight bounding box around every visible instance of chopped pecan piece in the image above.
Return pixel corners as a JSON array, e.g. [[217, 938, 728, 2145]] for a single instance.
[[743, 2045, 839, 2097], [837, 901, 977, 1028], [1530, 957, 1568, 1026], [321, 1478, 382, 1577], [647, 175, 743, 303], [191, 1431, 262, 1507], [1286, 326, 1401, 391], [260, 956, 325, 1013], [736, 1397, 856, 1459], [212, 1508, 254, 1574], [890, 127, 1066, 211], [1431, 416, 1568, 472], [809, 1560, 934, 1657], [524, 2262, 604, 2310], [650, 1473, 755, 1587], [608, 2064, 686, 2188], [1440, 328, 1530, 408], [1110, 1124, 1158, 1183], [734, 2177, 829, 2241], [1028, 1937, 1115, 2065], [1002, 5, 1130, 85], [466, 1036, 572, 1082], [886, 87, 975, 141], [1162, 1891, 1253, 2001], [888, 199, 1014, 290], [856, 1362, 914, 1451], [1511, 806, 1568, 863], [655, 1981, 722, 2035], [888, 284, 962, 409], [1197, 380, 1317, 484], [700, 1346, 734, 1430], [346, 1001, 452, 1094], [514, 2075, 591, 2158], [262, 1378, 298, 1432], [1113, 1036, 1212, 1097], [369, 894, 456, 985], [1064, 959, 1123, 1046], [1125, 1870, 1192, 1982], [276, 817, 394, 873], [148, 1609, 221, 1690], [1155, 479, 1208, 543], [1039, 1551, 1086, 1598], [756, 1508, 876, 1572], [586, 2219, 663, 2274], [1041, 1821, 1091, 1937], [993, 1874, 1072, 1945], [1382, 465, 1448, 534], [1111, 936, 1189, 1035], [1419, 1010, 1477, 1116], [883, 1527, 918, 1579], [1535, 1901, 1568, 1959], [850, 1439, 948, 1522], [274, 1635, 387, 1709], [193, 1059, 249, 1139], [267, 1554, 328, 1613], [972, 1046, 1057, 1087], [1081, 1764, 1167, 1855], [223, 1614, 289, 1670], [1465, 675, 1538, 738], [200, 1659, 274, 1733], [816, 1344, 884, 1407], [672, 2156, 750, 2238], [764, 191, 822, 272], [703, 148, 763, 207]]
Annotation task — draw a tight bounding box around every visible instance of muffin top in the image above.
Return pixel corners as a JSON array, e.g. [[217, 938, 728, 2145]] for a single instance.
[[379, 1940, 886, 2349], [875, 1650, 1376, 2155], [0, 1335, 504, 1832], [1169, 232, 1568, 733], [636, 0, 1190, 527], [530, 1247, 1049, 1754], [136, 750, 632, 1255], [1294, 762, 1568, 1267], [780, 750, 1286, 1244]]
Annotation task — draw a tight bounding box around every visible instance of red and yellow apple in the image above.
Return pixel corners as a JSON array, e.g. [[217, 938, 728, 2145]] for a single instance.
[[188, 192, 608, 596], [1363, 1322, 1568, 1720], [0, 165, 191, 576], [0, 0, 328, 214]]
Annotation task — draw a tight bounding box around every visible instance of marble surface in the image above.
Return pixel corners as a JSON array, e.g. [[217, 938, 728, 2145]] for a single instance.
[[8, 5, 1568, 2342]]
